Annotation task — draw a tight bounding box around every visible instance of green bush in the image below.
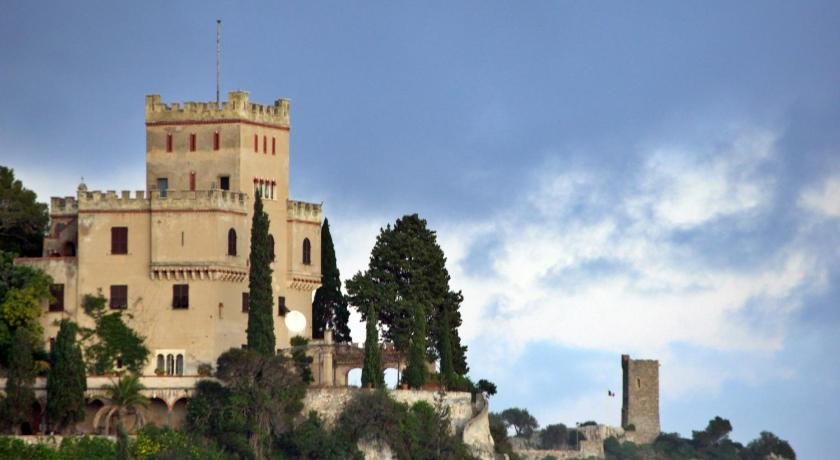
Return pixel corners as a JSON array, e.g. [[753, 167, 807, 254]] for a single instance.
[[0, 435, 117, 460], [281, 411, 361, 460], [132, 425, 227, 460]]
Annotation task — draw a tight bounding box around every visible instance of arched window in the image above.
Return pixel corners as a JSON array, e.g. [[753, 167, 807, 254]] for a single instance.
[[302, 238, 311, 265], [166, 354, 175, 376], [176, 354, 184, 376], [156, 354, 164, 373], [228, 228, 237, 256], [268, 234, 275, 261]]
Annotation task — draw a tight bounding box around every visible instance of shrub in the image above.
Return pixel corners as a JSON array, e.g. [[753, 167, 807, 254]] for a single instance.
[[282, 411, 361, 460], [196, 363, 213, 376], [133, 425, 227, 460]]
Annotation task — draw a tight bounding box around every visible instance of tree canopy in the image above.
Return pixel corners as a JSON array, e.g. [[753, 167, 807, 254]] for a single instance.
[[312, 218, 352, 342], [346, 214, 468, 375], [79, 294, 149, 374], [246, 192, 275, 356], [1, 328, 36, 434], [500, 407, 539, 438], [0, 250, 51, 366], [0, 166, 48, 257]]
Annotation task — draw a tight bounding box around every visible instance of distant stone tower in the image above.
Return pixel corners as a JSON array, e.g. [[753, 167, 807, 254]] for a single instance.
[[621, 354, 660, 444]]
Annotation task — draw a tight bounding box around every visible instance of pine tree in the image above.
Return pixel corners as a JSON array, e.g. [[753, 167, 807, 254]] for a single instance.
[[438, 309, 455, 388], [346, 214, 469, 375], [402, 304, 427, 389], [2, 328, 36, 434], [46, 320, 87, 433], [360, 306, 383, 388], [311, 219, 351, 342], [247, 192, 276, 356]]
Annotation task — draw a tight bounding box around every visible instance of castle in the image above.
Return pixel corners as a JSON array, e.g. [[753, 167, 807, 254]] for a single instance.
[[17, 91, 323, 377]]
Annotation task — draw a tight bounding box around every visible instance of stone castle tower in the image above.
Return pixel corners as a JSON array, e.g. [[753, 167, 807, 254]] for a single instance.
[[18, 91, 323, 377], [621, 354, 660, 444]]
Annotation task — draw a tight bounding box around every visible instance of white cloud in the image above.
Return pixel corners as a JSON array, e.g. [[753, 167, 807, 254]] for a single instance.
[[330, 126, 828, 410], [799, 174, 840, 218]]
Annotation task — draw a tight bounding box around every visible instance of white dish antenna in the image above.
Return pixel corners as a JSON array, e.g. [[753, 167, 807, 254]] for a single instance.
[[285, 310, 307, 335]]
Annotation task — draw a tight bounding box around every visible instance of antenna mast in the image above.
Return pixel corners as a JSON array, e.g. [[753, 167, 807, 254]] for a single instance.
[[216, 19, 221, 107]]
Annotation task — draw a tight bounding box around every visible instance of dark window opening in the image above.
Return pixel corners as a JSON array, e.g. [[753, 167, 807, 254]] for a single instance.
[[213, 131, 220, 151], [254, 134, 258, 152], [166, 133, 173, 152], [272, 137, 276, 155], [189, 172, 196, 191], [62, 242, 75, 257], [228, 228, 237, 256], [278, 296, 288, 316], [157, 178, 168, 198], [49, 338, 55, 353], [268, 234, 275, 261], [111, 227, 128, 254], [189, 133, 197, 151], [242, 292, 250, 312], [302, 238, 311, 265], [220, 176, 230, 191], [110, 285, 128, 310], [172, 284, 189, 309], [263, 135, 267, 153], [156, 354, 164, 373], [176, 354, 184, 376], [49, 284, 64, 312]]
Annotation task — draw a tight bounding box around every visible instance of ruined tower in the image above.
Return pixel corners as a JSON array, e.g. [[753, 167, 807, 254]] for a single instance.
[[621, 354, 660, 444]]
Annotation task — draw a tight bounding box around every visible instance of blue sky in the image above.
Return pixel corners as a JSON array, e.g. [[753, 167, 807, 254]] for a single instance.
[[2, 2, 839, 457]]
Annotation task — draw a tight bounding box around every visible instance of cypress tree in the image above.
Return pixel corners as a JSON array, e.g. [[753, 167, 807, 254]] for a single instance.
[[402, 304, 427, 389], [360, 306, 383, 388], [47, 320, 87, 433], [312, 219, 351, 342], [438, 309, 455, 388], [247, 192, 276, 356], [2, 328, 36, 434]]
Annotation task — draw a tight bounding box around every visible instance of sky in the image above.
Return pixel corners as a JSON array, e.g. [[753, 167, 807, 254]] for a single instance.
[[2, 1, 839, 457]]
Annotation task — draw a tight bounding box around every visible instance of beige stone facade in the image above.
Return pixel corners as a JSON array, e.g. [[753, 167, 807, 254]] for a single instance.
[[17, 91, 322, 377]]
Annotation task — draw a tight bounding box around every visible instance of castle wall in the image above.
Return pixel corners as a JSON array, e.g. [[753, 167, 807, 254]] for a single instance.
[[16, 90, 323, 376]]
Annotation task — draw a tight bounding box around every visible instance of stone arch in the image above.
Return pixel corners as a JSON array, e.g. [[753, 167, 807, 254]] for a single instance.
[[169, 398, 189, 429], [345, 368, 362, 387], [79, 399, 105, 434], [383, 368, 400, 389], [146, 398, 169, 427]]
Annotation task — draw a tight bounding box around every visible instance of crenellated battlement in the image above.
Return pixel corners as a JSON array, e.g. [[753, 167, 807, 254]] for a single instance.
[[150, 189, 249, 214], [73, 189, 249, 214], [50, 197, 79, 216], [287, 200, 322, 223], [145, 91, 290, 128]]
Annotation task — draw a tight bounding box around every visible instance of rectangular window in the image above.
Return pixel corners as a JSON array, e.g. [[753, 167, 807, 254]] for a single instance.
[[254, 134, 258, 152], [242, 292, 249, 312], [189, 172, 196, 191], [156, 177, 168, 198], [278, 296, 287, 316], [49, 284, 64, 312], [189, 133, 197, 152], [110, 285, 128, 310], [172, 284, 189, 309], [213, 131, 220, 151], [263, 135, 267, 153], [111, 227, 128, 254], [166, 133, 173, 152], [220, 176, 230, 191], [272, 137, 276, 155]]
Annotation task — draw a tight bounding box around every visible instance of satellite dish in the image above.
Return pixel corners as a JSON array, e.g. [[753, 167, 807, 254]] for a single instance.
[[285, 310, 307, 335]]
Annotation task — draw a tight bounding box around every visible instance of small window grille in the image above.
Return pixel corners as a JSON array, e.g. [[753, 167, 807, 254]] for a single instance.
[[111, 227, 128, 254]]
